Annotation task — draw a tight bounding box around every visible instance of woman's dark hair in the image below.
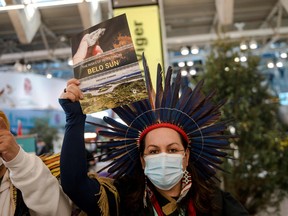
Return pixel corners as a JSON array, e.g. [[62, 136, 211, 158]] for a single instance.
[[114, 160, 146, 216], [178, 132, 217, 213], [182, 164, 217, 213]]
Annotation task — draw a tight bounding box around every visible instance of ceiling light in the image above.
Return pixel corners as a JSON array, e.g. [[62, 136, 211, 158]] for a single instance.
[[234, 57, 240, 62], [190, 45, 199, 54], [180, 69, 188, 76], [180, 46, 189, 55], [60, 35, 67, 42], [186, 61, 193, 67], [267, 62, 274, 68], [240, 41, 247, 50], [189, 69, 196, 76], [228, 125, 236, 135], [178, 61, 185, 67], [276, 61, 283, 68], [46, 73, 52, 79], [249, 40, 257, 49], [67, 57, 73, 66], [240, 56, 247, 62], [280, 52, 287, 58]]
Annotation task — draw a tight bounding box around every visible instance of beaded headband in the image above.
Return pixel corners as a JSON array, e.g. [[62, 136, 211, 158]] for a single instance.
[[139, 122, 189, 144]]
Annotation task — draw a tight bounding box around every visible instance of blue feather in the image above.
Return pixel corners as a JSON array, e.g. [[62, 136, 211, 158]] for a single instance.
[[142, 53, 155, 109], [155, 64, 163, 109]]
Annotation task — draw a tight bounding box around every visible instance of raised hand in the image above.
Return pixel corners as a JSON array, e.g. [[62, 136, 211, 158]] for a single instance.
[[60, 78, 84, 102], [0, 117, 20, 162]]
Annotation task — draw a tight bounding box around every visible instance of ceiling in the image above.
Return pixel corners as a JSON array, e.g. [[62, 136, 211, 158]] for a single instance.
[[0, 0, 288, 74]]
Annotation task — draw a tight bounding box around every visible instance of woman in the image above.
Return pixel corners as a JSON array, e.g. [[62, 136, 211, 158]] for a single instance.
[[59, 56, 249, 215]]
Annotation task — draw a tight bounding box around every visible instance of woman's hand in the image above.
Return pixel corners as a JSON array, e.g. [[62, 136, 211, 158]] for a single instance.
[[60, 78, 84, 102], [0, 117, 20, 162]]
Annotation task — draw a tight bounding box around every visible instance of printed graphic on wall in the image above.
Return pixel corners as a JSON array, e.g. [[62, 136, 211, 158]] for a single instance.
[[0, 72, 66, 110]]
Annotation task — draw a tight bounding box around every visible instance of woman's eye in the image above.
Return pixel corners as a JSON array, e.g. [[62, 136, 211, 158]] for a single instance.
[[149, 150, 158, 154], [168, 149, 178, 153]]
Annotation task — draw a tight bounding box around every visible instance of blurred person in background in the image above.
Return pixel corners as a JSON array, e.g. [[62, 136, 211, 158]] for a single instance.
[[36, 138, 50, 156], [0, 111, 72, 216]]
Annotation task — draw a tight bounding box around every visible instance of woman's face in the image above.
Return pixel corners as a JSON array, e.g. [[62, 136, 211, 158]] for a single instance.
[[140, 127, 190, 169]]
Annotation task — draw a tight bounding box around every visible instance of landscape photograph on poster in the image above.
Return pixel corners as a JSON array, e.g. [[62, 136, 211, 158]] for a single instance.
[[71, 14, 147, 114]]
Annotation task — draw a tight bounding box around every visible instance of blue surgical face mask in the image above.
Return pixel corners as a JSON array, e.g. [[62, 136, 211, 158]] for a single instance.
[[144, 152, 184, 190]]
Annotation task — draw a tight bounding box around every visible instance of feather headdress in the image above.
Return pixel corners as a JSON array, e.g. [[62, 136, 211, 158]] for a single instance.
[[89, 54, 231, 181]]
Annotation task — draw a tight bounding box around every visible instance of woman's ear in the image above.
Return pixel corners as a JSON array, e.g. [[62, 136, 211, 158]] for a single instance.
[[184, 148, 190, 169], [140, 156, 145, 170]]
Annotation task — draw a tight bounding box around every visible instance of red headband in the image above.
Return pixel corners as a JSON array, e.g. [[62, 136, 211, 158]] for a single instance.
[[138, 122, 189, 144]]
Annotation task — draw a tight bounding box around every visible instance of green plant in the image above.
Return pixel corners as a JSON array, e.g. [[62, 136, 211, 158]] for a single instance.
[[193, 40, 288, 215], [29, 118, 59, 152]]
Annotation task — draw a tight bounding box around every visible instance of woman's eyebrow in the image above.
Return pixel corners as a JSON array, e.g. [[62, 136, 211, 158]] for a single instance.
[[146, 142, 182, 149], [146, 144, 159, 148], [167, 142, 182, 147]]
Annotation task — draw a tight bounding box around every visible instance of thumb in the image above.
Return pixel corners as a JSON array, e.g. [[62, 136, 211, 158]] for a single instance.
[[0, 117, 8, 130]]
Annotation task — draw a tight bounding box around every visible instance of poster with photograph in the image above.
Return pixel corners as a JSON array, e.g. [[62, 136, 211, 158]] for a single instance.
[[71, 14, 147, 114]]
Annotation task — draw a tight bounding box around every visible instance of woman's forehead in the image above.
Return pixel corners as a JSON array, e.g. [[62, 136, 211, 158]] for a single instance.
[[145, 127, 182, 145]]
